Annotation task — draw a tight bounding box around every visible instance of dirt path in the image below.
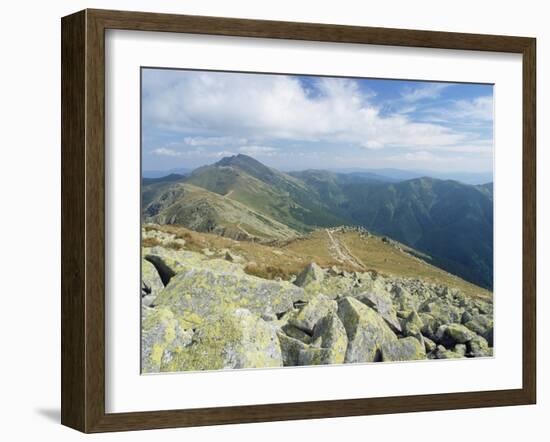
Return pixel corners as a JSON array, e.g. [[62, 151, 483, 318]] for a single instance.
[[325, 229, 365, 269]]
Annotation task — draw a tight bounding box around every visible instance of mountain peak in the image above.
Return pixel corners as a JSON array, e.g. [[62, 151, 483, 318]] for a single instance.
[[213, 154, 281, 184], [216, 153, 262, 167]]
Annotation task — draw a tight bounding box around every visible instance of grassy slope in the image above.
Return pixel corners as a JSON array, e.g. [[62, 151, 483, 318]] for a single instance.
[[144, 183, 299, 241], [145, 224, 491, 300], [185, 159, 349, 232]]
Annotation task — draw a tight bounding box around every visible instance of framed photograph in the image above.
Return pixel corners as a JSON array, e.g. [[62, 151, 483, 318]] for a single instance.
[[61, 9, 536, 433]]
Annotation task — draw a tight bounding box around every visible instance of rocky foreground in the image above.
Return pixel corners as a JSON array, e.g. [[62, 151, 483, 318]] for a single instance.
[[141, 228, 493, 373]]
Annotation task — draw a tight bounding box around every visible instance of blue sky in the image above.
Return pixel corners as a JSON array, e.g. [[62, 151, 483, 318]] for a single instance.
[[142, 68, 493, 173]]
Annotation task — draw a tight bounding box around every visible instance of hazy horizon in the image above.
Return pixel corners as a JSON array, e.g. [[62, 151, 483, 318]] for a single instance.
[[142, 68, 494, 174]]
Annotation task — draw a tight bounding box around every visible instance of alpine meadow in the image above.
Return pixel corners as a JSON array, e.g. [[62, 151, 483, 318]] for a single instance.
[[140, 68, 494, 373]]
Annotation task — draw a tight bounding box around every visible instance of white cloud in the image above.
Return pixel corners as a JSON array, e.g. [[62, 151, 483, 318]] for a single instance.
[[238, 145, 279, 156], [418, 96, 494, 125], [150, 147, 182, 157], [142, 71, 474, 151], [183, 136, 247, 147], [403, 151, 442, 161], [452, 96, 493, 121], [151, 145, 236, 159], [400, 83, 449, 102]]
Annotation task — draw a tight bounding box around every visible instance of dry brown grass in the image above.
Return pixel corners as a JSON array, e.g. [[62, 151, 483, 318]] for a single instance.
[[338, 232, 492, 299], [243, 264, 291, 280], [142, 223, 492, 300], [141, 237, 162, 248]]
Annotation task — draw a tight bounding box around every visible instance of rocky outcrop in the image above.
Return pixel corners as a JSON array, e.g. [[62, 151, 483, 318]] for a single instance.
[[151, 253, 305, 326], [141, 237, 494, 373]]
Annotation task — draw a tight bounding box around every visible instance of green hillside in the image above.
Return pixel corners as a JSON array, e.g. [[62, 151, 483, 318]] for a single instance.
[[185, 154, 348, 231], [143, 182, 299, 241], [332, 177, 493, 289]]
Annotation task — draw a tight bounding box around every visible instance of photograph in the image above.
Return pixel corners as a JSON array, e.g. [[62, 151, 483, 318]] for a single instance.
[[140, 68, 494, 373]]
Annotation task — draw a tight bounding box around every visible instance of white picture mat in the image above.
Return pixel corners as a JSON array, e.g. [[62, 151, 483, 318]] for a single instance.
[[105, 29, 523, 414]]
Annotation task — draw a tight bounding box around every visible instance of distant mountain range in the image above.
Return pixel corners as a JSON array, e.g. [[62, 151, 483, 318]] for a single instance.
[[142, 154, 493, 290], [317, 168, 493, 185], [143, 165, 493, 185]]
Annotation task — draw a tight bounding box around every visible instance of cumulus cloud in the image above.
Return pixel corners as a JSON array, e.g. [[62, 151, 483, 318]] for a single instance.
[[142, 71, 475, 151]]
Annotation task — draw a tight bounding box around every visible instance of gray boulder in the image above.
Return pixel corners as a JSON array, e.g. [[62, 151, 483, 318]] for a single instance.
[[141, 307, 194, 373], [277, 332, 309, 366], [337, 297, 397, 363], [294, 262, 325, 287], [310, 312, 348, 364], [464, 314, 493, 345], [391, 285, 420, 311], [420, 297, 462, 326], [380, 336, 426, 362], [161, 309, 282, 371], [154, 257, 305, 326], [401, 310, 424, 337], [423, 336, 437, 353], [281, 323, 312, 344], [299, 347, 343, 366], [432, 344, 465, 359], [453, 343, 467, 357], [355, 291, 402, 333], [467, 335, 493, 357], [435, 324, 475, 348], [289, 294, 337, 333]]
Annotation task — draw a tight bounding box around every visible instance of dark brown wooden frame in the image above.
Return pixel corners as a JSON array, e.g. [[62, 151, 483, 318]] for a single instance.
[[61, 8, 536, 433]]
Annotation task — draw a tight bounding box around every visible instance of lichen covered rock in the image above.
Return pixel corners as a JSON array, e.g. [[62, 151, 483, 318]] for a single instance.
[[355, 290, 402, 333], [435, 323, 475, 348], [467, 334, 492, 357], [154, 258, 305, 325], [294, 262, 325, 287], [432, 344, 464, 359], [310, 312, 348, 364], [337, 297, 397, 363], [464, 314, 494, 345], [141, 307, 194, 373], [289, 294, 337, 333], [161, 309, 282, 371], [278, 332, 309, 366], [380, 336, 426, 362]]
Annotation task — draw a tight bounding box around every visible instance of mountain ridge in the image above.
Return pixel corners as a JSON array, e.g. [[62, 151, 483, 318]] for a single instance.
[[142, 154, 493, 290]]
